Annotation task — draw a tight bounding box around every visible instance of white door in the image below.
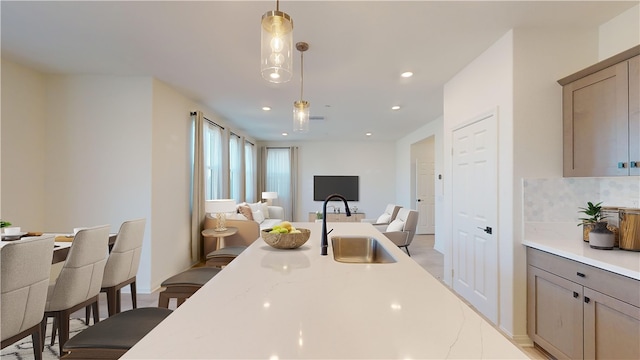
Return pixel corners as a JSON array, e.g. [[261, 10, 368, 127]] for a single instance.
[[416, 158, 435, 234], [451, 111, 498, 324]]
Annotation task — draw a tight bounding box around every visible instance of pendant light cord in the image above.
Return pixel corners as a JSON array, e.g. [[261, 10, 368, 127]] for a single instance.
[[300, 50, 304, 101]]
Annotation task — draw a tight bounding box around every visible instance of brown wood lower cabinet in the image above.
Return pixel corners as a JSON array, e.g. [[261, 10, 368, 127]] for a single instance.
[[527, 248, 640, 360]]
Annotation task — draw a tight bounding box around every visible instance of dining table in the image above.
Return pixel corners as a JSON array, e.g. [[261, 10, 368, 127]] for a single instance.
[[0, 232, 117, 264]]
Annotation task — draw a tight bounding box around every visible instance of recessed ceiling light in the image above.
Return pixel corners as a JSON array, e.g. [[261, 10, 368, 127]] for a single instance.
[[262, 106, 271, 111], [366, 132, 372, 137], [401, 71, 413, 78], [391, 105, 401, 110], [282, 132, 289, 136]]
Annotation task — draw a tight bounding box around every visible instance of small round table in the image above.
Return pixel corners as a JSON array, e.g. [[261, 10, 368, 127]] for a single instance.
[[202, 227, 238, 254]]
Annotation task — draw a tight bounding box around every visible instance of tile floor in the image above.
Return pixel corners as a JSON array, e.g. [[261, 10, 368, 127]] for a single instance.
[[72, 234, 548, 359]]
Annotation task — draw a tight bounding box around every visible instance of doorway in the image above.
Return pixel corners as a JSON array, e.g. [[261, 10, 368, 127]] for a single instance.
[[411, 136, 435, 235]]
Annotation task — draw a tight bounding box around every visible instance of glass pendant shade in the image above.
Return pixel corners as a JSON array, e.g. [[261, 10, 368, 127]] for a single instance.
[[293, 100, 310, 133], [261, 10, 293, 83]]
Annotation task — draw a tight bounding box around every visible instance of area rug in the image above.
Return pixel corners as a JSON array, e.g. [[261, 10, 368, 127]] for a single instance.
[[1, 318, 88, 360]]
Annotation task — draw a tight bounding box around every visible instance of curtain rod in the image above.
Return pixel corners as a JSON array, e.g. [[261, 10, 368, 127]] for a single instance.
[[204, 117, 224, 130]]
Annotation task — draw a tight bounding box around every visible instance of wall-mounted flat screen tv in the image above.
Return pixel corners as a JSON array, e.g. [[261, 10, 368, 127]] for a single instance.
[[313, 175, 359, 201]]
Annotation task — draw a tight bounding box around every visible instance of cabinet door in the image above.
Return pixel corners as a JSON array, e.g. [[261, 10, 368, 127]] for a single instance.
[[563, 61, 629, 176], [583, 287, 640, 360], [629, 56, 639, 176], [325, 213, 341, 222], [528, 265, 584, 359]]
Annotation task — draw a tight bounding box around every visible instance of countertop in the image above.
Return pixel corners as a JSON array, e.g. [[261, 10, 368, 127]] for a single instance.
[[522, 222, 640, 280], [123, 222, 528, 359]]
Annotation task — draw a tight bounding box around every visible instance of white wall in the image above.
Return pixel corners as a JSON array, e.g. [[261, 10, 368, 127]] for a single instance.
[[444, 29, 515, 335], [1, 59, 47, 230], [258, 141, 396, 222], [395, 117, 444, 252], [599, 4, 640, 60], [512, 26, 599, 344]]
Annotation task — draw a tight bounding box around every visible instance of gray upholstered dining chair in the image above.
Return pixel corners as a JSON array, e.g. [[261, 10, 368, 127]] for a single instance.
[[1, 235, 55, 360], [203, 215, 260, 267], [86, 218, 145, 320], [381, 208, 419, 256], [42, 224, 110, 356]]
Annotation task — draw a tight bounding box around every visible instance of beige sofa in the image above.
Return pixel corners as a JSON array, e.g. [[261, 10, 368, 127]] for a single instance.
[[234, 202, 285, 230]]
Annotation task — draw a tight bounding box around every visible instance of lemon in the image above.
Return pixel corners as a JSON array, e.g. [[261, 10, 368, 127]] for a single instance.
[[279, 221, 292, 230]]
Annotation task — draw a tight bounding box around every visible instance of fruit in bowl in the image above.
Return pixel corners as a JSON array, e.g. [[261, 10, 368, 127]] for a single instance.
[[262, 221, 310, 249]]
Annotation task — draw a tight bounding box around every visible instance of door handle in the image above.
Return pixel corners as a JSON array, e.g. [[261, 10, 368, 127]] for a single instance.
[[417, 199, 422, 202], [477, 226, 492, 234]]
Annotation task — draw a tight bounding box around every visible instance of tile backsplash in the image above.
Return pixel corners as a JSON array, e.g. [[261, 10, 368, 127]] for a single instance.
[[523, 177, 640, 222]]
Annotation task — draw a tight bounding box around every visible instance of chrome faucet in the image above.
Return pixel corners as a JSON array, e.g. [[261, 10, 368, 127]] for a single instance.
[[321, 194, 351, 256]]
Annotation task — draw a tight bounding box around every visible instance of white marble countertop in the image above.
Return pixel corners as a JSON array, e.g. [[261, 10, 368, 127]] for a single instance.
[[523, 222, 640, 280], [123, 222, 528, 359]]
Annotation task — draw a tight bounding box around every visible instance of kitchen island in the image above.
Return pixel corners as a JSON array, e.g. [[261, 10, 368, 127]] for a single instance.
[[123, 222, 528, 359]]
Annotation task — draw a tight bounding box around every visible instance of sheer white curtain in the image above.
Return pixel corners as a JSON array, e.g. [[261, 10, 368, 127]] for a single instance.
[[245, 141, 256, 203], [229, 134, 242, 202], [262, 147, 298, 221], [204, 120, 223, 200]]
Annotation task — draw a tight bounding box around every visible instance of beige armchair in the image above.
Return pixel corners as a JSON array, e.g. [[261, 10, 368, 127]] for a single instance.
[[381, 208, 419, 256], [1, 235, 55, 360], [203, 215, 260, 267], [361, 204, 402, 226]]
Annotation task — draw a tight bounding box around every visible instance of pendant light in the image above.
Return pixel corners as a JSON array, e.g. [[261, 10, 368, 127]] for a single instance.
[[293, 42, 310, 133], [261, 0, 293, 83]]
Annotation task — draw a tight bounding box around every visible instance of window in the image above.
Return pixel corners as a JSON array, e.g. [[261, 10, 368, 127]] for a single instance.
[[265, 147, 298, 220], [245, 141, 256, 203], [203, 120, 223, 200], [229, 133, 242, 202]]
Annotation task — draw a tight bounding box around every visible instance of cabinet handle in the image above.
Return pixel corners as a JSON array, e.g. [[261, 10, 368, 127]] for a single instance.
[[631, 161, 638, 168], [618, 162, 628, 169], [576, 272, 586, 278], [584, 296, 591, 304], [573, 291, 579, 298]]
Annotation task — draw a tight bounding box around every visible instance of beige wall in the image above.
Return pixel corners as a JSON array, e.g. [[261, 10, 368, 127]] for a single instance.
[[150, 79, 197, 290], [599, 4, 640, 60], [1, 59, 48, 230], [0, 61, 256, 292]]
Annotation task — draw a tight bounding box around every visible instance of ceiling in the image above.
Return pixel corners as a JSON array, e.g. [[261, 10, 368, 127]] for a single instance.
[[1, 1, 636, 142]]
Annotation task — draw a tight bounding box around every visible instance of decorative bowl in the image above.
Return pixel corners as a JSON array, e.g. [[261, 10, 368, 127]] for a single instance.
[[262, 228, 311, 249]]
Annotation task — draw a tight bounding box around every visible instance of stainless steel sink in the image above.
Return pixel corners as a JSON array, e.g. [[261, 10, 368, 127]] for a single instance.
[[331, 236, 396, 264]]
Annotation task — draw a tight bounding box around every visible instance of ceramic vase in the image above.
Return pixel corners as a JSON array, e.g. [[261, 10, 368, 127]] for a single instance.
[[589, 221, 615, 250]]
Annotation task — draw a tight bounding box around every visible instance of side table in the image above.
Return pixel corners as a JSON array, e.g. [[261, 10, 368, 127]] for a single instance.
[[202, 227, 238, 257]]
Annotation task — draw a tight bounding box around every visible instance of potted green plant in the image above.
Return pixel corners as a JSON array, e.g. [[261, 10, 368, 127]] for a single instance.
[[578, 201, 605, 242]]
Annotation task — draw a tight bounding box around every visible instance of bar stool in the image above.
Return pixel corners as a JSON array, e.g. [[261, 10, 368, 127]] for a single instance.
[[157, 267, 221, 308], [61, 307, 172, 359]]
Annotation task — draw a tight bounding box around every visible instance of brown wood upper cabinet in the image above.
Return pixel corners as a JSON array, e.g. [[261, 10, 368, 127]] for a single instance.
[[559, 46, 640, 177]]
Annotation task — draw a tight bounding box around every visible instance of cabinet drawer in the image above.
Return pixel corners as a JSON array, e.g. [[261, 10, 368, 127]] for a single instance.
[[527, 248, 640, 307]]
